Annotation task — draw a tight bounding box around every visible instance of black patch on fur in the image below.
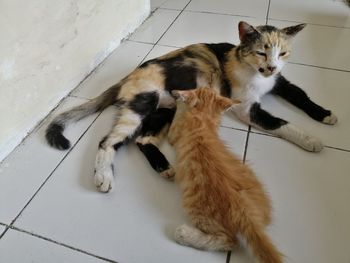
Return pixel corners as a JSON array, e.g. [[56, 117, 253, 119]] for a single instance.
[[140, 108, 175, 136], [258, 25, 278, 33], [113, 142, 123, 151], [98, 136, 108, 149], [205, 43, 235, 98], [113, 99, 126, 108], [157, 55, 198, 92], [250, 103, 288, 130], [128, 92, 159, 116], [205, 43, 235, 62], [272, 75, 331, 122], [137, 143, 170, 173], [45, 123, 71, 150], [139, 58, 158, 68]]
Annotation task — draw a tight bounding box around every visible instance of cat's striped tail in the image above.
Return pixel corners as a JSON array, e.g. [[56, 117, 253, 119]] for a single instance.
[[238, 210, 284, 263], [46, 83, 122, 150]]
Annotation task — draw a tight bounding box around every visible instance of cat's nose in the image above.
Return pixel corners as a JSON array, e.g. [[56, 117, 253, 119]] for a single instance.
[[267, 65, 277, 73]]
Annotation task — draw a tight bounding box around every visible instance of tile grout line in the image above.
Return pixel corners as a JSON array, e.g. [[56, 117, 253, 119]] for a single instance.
[[129, 38, 350, 74], [288, 61, 350, 73], [128, 39, 182, 49], [243, 126, 252, 164], [227, 126, 251, 263], [158, 6, 350, 30], [220, 125, 249, 133], [154, 0, 193, 46], [179, 9, 259, 19], [0, 112, 103, 240], [268, 17, 350, 30], [226, 250, 231, 263], [8, 226, 118, 263], [266, 0, 271, 25], [244, 130, 350, 153], [132, 0, 193, 67]]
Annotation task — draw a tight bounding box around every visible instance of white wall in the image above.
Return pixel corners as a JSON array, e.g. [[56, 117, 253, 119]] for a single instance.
[[0, 0, 150, 161]]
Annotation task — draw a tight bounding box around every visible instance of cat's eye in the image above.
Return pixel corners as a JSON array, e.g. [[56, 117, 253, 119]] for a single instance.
[[279, 52, 287, 57], [255, 51, 266, 57]]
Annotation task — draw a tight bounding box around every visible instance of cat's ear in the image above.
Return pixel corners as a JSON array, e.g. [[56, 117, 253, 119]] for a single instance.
[[217, 96, 241, 111], [172, 90, 197, 106], [281, 23, 306, 38], [238, 21, 260, 42]]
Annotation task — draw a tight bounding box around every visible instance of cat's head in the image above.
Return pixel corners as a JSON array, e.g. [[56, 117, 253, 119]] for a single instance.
[[172, 88, 240, 113], [237, 21, 306, 77]]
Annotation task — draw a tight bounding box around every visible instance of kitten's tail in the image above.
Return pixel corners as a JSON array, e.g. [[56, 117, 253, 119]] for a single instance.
[[46, 82, 122, 150], [238, 210, 283, 263]]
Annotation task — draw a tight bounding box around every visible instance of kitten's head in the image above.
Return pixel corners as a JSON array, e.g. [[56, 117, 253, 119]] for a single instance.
[[237, 21, 306, 77], [172, 88, 240, 114]]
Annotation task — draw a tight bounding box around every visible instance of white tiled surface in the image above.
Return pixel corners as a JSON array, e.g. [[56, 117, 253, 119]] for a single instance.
[[159, 12, 265, 47], [186, 0, 269, 19], [151, 0, 191, 11], [0, 229, 107, 263], [72, 41, 153, 99], [270, 20, 350, 71], [129, 9, 180, 44], [1, 1, 350, 262], [0, 225, 6, 236], [0, 97, 96, 224], [239, 134, 350, 263], [269, 0, 350, 28]]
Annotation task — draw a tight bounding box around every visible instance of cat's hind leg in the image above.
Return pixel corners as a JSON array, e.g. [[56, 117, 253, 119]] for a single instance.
[[136, 108, 175, 179], [95, 91, 160, 192], [95, 108, 142, 192], [174, 224, 236, 251]]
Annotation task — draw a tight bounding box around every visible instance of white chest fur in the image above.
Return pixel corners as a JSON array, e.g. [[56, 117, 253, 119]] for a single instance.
[[232, 68, 276, 103], [230, 68, 276, 122]]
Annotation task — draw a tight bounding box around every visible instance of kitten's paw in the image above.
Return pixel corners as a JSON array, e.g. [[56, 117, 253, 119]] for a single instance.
[[322, 113, 338, 125], [300, 135, 324, 152], [94, 166, 114, 193], [160, 166, 175, 180], [174, 224, 192, 246]]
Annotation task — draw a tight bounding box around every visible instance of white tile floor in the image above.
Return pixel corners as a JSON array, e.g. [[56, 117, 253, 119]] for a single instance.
[[1, 1, 350, 262]]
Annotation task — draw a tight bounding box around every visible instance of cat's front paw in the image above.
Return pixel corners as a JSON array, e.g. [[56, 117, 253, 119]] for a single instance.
[[322, 112, 338, 125], [94, 166, 114, 193], [300, 135, 324, 152], [174, 224, 192, 246], [160, 166, 175, 180]]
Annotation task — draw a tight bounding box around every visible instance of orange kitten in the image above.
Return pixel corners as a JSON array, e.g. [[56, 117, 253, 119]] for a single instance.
[[168, 88, 283, 263]]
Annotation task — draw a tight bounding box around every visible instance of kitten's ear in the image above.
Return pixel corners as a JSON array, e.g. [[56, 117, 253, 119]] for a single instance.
[[217, 97, 241, 111], [238, 21, 260, 42], [172, 90, 197, 106], [281, 23, 306, 38]]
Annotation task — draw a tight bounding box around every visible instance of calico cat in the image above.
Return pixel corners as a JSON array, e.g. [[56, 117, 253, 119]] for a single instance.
[[46, 21, 337, 192], [167, 88, 282, 262]]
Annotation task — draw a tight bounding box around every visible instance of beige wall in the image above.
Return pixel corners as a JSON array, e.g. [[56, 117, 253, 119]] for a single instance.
[[0, 0, 150, 161]]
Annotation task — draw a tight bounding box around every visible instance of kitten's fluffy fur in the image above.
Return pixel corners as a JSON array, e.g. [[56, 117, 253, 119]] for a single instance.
[[168, 88, 283, 263]]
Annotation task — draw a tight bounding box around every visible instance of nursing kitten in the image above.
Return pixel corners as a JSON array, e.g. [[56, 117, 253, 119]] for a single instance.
[[46, 21, 337, 192], [168, 88, 283, 263]]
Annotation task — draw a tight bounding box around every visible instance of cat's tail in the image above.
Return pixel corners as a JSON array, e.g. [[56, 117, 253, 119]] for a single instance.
[[238, 210, 283, 263], [46, 82, 122, 150]]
